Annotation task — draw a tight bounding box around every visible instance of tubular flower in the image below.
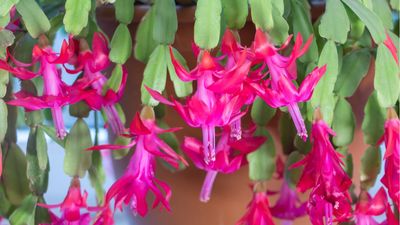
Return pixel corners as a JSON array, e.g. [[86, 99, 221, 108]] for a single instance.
[[291, 117, 352, 224], [378, 108, 400, 209], [182, 126, 266, 202], [236, 182, 275, 225], [89, 109, 188, 216], [146, 48, 250, 164], [354, 188, 388, 225], [251, 29, 323, 141], [0, 36, 90, 139], [38, 177, 96, 224], [270, 180, 307, 224], [67, 33, 127, 135]]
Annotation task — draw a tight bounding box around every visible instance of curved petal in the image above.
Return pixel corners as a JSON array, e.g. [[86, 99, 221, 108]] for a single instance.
[[129, 112, 151, 135]]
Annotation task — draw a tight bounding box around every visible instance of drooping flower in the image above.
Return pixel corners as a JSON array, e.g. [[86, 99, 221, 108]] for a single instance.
[[66, 33, 127, 135], [291, 115, 352, 224], [236, 182, 275, 225], [146, 48, 251, 164], [182, 126, 266, 202], [93, 205, 114, 225], [270, 180, 307, 224], [354, 188, 388, 225], [378, 108, 400, 209], [0, 35, 91, 139], [89, 107, 187, 216], [251, 29, 324, 141], [38, 177, 96, 224]]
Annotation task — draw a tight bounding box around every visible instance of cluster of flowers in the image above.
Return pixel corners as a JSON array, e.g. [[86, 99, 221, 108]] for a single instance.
[[0, 25, 398, 225]]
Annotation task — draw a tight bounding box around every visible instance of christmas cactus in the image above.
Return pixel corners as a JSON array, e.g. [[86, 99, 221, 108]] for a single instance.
[[0, 0, 399, 224]]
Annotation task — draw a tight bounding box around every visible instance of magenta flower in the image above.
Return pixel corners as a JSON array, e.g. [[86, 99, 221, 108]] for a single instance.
[[378, 108, 400, 209], [66, 33, 127, 135], [291, 118, 352, 224], [0, 36, 92, 139], [236, 183, 275, 225], [354, 188, 388, 225], [270, 180, 307, 224], [250, 29, 324, 141], [38, 178, 95, 224], [182, 126, 266, 202], [146, 48, 250, 164], [89, 111, 187, 216], [93, 205, 114, 225]]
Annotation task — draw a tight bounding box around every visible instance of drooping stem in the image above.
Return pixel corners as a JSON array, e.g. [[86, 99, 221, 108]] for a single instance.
[[200, 170, 218, 203], [201, 125, 216, 164], [287, 103, 308, 141]]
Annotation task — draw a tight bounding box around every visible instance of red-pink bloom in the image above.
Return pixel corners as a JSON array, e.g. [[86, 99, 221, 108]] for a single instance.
[[354, 188, 388, 225], [182, 126, 266, 202], [0, 36, 91, 139], [146, 48, 250, 164], [93, 205, 114, 225], [250, 29, 325, 141], [66, 33, 127, 135], [270, 180, 307, 224], [38, 178, 96, 224], [89, 111, 187, 216], [378, 109, 400, 209], [291, 118, 352, 224], [236, 183, 275, 225]]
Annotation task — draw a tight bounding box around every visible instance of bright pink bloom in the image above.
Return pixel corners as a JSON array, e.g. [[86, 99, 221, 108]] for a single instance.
[[38, 178, 96, 224], [378, 110, 400, 209], [0, 36, 91, 139], [291, 119, 352, 224], [66, 33, 127, 135], [89, 112, 187, 216], [270, 180, 307, 224], [182, 126, 266, 202], [93, 205, 114, 225], [146, 48, 250, 164], [236, 184, 275, 225], [354, 188, 388, 225], [250, 29, 324, 141]]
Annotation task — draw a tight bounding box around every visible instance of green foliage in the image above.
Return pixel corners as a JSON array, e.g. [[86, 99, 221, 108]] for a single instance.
[[16, 0, 50, 38], [153, 0, 177, 44], [114, 0, 134, 24], [63, 0, 91, 35], [319, 0, 350, 43], [247, 127, 276, 181], [109, 24, 132, 64], [332, 98, 356, 147], [374, 43, 400, 108], [311, 40, 339, 125], [134, 8, 157, 63], [167, 47, 193, 97], [251, 97, 276, 126], [362, 91, 386, 145], [361, 146, 381, 190], [0, 0, 19, 16], [194, 0, 222, 49], [64, 119, 93, 178], [284, 151, 303, 188], [141, 45, 167, 106], [249, 0, 273, 31], [9, 195, 38, 225], [221, 0, 248, 30], [0, 99, 7, 142], [334, 49, 371, 97]]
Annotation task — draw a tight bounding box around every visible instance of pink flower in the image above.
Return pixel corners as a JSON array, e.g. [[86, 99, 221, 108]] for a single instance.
[[250, 29, 325, 141], [378, 108, 400, 209], [236, 183, 275, 225], [354, 188, 388, 225], [291, 118, 352, 224], [146, 48, 250, 164], [182, 126, 266, 202], [66, 33, 127, 135], [38, 178, 96, 224], [270, 180, 307, 224], [0, 36, 91, 139], [89, 110, 187, 216], [93, 205, 114, 225]]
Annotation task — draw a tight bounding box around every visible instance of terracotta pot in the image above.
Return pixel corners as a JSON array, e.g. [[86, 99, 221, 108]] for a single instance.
[[96, 5, 373, 225]]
